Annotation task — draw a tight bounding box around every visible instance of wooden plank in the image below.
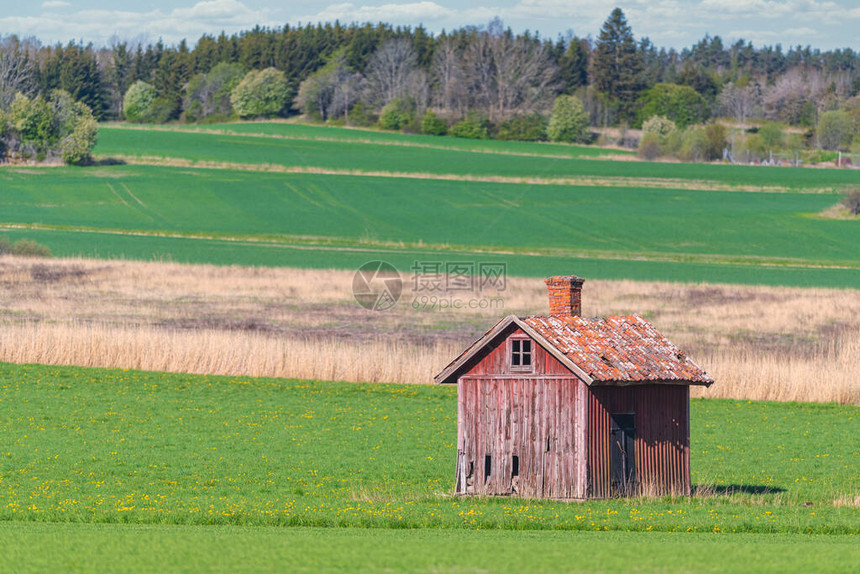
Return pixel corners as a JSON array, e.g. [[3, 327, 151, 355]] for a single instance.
[[523, 376, 535, 498], [456, 380, 465, 494], [511, 378, 521, 496], [536, 378, 546, 498], [463, 379, 474, 494]]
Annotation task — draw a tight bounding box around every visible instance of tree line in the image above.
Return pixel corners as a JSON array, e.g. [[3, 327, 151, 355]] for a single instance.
[[1, 8, 859, 150]]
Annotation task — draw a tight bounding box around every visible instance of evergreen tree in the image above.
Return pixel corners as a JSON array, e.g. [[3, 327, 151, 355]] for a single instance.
[[345, 23, 381, 72], [678, 63, 719, 103], [559, 37, 589, 94], [412, 25, 434, 69], [193, 35, 221, 74], [152, 41, 192, 120], [110, 42, 133, 119], [56, 43, 106, 120], [592, 8, 643, 121]]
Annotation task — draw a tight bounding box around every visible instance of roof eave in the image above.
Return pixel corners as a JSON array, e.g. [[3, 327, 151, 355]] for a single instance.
[[433, 315, 519, 384], [587, 378, 715, 387]]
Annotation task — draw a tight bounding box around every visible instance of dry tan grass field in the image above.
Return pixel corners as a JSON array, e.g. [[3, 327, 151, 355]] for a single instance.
[[0, 255, 857, 404]]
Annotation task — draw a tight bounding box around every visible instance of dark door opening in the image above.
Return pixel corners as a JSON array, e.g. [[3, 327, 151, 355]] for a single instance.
[[610, 413, 635, 496]]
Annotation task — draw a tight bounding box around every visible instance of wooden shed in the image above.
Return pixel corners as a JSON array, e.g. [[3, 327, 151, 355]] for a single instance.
[[434, 275, 713, 499]]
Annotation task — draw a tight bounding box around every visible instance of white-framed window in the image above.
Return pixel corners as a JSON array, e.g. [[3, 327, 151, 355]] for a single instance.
[[509, 337, 533, 371]]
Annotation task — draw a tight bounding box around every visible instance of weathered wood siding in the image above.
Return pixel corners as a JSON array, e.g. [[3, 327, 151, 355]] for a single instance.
[[455, 329, 587, 499], [587, 385, 690, 497]]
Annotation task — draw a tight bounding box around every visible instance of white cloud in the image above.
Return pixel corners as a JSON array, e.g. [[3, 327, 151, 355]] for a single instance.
[[783, 27, 819, 36], [506, 0, 605, 19], [307, 2, 453, 24], [724, 26, 823, 45], [697, 0, 840, 21], [699, 0, 790, 17], [173, 0, 260, 23], [0, 0, 276, 45], [41, 1, 70, 8]]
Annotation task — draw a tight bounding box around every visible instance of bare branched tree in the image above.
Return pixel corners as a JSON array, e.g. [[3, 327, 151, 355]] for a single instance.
[[0, 36, 38, 109], [491, 34, 558, 121], [463, 32, 494, 117], [761, 68, 826, 124], [296, 54, 364, 121], [331, 67, 365, 121], [718, 82, 762, 124], [365, 38, 420, 107], [461, 25, 559, 122], [405, 68, 430, 117], [430, 36, 466, 118]]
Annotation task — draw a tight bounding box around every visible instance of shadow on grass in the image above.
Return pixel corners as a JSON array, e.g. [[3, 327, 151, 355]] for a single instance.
[[693, 484, 786, 496]]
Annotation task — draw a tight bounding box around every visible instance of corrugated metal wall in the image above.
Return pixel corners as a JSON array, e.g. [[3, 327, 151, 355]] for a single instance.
[[587, 385, 690, 497]]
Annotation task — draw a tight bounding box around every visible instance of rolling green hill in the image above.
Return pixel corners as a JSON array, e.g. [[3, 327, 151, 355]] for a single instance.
[[94, 124, 860, 191]]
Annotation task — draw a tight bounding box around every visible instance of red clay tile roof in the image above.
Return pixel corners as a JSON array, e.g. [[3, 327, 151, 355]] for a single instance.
[[522, 314, 713, 384]]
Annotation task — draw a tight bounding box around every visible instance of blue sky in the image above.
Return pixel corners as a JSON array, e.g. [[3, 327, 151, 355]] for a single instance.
[[1, 0, 858, 50]]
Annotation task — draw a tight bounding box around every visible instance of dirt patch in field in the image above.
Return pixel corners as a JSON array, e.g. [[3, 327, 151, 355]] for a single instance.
[[680, 285, 782, 307], [817, 204, 860, 220], [29, 263, 95, 284], [3, 169, 49, 175], [87, 168, 138, 178]]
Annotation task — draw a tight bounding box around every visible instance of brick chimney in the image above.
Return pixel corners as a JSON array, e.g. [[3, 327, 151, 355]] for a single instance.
[[545, 275, 585, 317]]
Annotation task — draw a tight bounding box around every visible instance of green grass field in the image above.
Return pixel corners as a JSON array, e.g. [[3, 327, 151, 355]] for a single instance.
[[2, 523, 857, 573], [2, 158, 860, 286], [171, 121, 630, 158], [95, 124, 860, 190], [0, 363, 856, 571], [1, 363, 856, 533]]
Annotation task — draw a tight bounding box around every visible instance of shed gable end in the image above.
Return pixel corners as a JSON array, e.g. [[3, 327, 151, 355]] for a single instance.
[[459, 328, 577, 379]]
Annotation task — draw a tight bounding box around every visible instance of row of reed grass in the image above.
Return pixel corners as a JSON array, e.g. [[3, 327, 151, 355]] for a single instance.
[[0, 321, 856, 404]]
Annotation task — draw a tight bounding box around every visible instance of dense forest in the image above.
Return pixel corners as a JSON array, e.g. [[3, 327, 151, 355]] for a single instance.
[[1, 8, 859, 155]]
